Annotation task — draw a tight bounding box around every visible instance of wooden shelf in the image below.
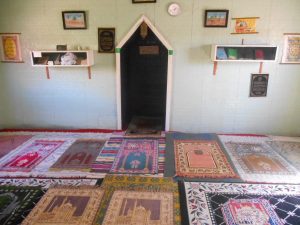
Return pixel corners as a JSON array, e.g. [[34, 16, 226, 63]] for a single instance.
[[30, 50, 94, 79]]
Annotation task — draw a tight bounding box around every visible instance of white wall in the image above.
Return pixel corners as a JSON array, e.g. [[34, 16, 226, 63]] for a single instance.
[[0, 0, 299, 135]]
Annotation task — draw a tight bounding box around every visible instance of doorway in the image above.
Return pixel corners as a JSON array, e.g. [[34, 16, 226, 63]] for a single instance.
[[116, 16, 173, 131]]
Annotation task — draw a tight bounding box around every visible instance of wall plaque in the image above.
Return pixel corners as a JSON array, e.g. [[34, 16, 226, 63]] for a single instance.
[[250, 73, 269, 97], [139, 45, 159, 55], [98, 28, 115, 53]]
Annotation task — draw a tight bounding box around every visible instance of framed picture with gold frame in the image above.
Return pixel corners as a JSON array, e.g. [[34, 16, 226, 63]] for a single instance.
[[98, 28, 115, 53], [0, 33, 23, 63]]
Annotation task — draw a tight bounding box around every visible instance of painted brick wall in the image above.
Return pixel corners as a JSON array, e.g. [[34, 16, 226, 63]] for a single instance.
[[0, 0, 299, 135]]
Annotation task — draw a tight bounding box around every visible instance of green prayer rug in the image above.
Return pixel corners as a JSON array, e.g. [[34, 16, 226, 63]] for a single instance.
[[0, 186, 45, 225]]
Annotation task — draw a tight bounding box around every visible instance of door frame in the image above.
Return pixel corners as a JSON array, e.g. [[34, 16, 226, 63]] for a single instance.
[[115, 15, 173, 131]]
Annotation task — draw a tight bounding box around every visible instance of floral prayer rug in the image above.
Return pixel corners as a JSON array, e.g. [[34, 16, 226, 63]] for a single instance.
[[109, 139, 159, 174], [50, 139, 105, 171], [0, 140, 65, 172], [0, 135, 33, 159], [166, 133, 238, 179], [22, 186, 104, 225], [218, 135, 300, 183], [94, 175, 181, 225], [182, 182, 300, 225], [267, 136, 300, 171], [0, 186, 45, 225]]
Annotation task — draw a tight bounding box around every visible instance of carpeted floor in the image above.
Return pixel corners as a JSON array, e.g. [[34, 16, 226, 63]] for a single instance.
[[0, 130, 299, 225]]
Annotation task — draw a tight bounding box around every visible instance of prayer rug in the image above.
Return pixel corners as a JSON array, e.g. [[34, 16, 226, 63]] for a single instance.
[[182, 182, 300, 225], [0, 186, 45, 225], [125, 116, 162, 137], [0, 135, 33, 159], [95, 175, 181, 225], [218, 135, 299, 183], [267, 136, 300, 171], [110, 139, 159, 174], [22, 186, 104, 225], [0, 140, 65, 172], [166, 132, 238, 179], [92, 137, 165, 174], [50, 139, 105, 171], [0, 178, 98, 189]]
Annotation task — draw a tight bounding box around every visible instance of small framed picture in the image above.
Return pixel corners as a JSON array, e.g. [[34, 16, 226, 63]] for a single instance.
[[249, 74, 269, 97], [62, 11, 87, 29], [98, 28, 115, 53], [204, 10, 229, 28], [281, 33, 300, 64], [132, 0, 156, 3], [0, 33, 23, 63]]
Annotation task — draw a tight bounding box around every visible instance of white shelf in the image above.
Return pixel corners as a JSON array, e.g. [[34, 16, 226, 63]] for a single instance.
[[211, 45, 278, 62], [30, 50, 94, 67], [30, 50, 94, 79]]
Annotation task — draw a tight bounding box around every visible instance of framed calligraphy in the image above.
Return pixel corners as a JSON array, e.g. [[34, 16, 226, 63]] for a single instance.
[[0, 33, 23, 63], [281, 33, 300, 64], [249, 74, 269, 97], [98, 28, 115, 53]]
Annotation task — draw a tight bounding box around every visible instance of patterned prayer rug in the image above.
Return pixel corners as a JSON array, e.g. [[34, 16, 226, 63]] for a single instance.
[[218, 135, 300, 183], [0, 186, 45, 225], [166, 133, 238, 179], [0, 140, 65, 172], [50, 139, 105, 171], [181, 182, 300, 225], [0, 135, 33, 159], [0, 178, 98, 189], [92, 137, 165, 174], [267, 136, 300, 171], [110, 139, 159, 174], [21, 186, 104, 225], [95, 175, 181, 225]]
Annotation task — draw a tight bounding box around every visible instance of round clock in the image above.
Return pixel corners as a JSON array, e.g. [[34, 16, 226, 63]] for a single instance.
[[168, 3, 181, 16]]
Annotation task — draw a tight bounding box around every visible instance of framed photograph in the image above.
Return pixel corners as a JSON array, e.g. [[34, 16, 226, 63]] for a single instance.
[[0, 33, 23, 63], [132, 0, 156, 3], [249, 74, 269, 97], [281, 33, 300, 64], [62, 11, 87, 29], [98, 28, 115, 53], [204, 10, 229, 27]]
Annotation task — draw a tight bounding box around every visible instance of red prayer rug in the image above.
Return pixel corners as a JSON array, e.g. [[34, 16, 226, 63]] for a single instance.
[[50, 139, 105, 171], [110, 139, 159, 174], [0, 140, 65, 172], [174, 139, 238, 178], [0, 135, 33, 158]]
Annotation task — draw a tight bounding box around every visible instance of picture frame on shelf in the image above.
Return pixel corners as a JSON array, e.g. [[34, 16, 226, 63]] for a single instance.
[[204, 10, 229, 28], [0, 33, 23, 63], [249, 73, 269, 97], [132, 0, 156, 3], [62, 11, 87, 29], [98, 28, 115, 53], [281, 33, 300, 64], [56, 45, 67, 51]]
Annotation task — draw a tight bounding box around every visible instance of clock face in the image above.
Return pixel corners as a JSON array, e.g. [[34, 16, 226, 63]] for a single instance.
[[168, 3, 181, 16]]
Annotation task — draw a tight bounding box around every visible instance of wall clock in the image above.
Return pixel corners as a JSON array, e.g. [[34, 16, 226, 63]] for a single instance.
[[168, 3, 181, 16]]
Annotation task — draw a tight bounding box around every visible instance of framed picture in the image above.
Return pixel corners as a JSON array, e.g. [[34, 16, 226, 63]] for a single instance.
[[132, 0, 156, 3], [281, 33, 300, 64], [62, 11, 87, 29], [249, 74, 269, 97], [204, 10, 229, 27], [231, 17, 259, 34], [98, 28, 115, 53], [0, 33, 23, 63]]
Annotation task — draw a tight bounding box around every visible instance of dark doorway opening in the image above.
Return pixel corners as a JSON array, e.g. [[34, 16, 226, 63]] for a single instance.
[[121, 23, 168, 133]]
